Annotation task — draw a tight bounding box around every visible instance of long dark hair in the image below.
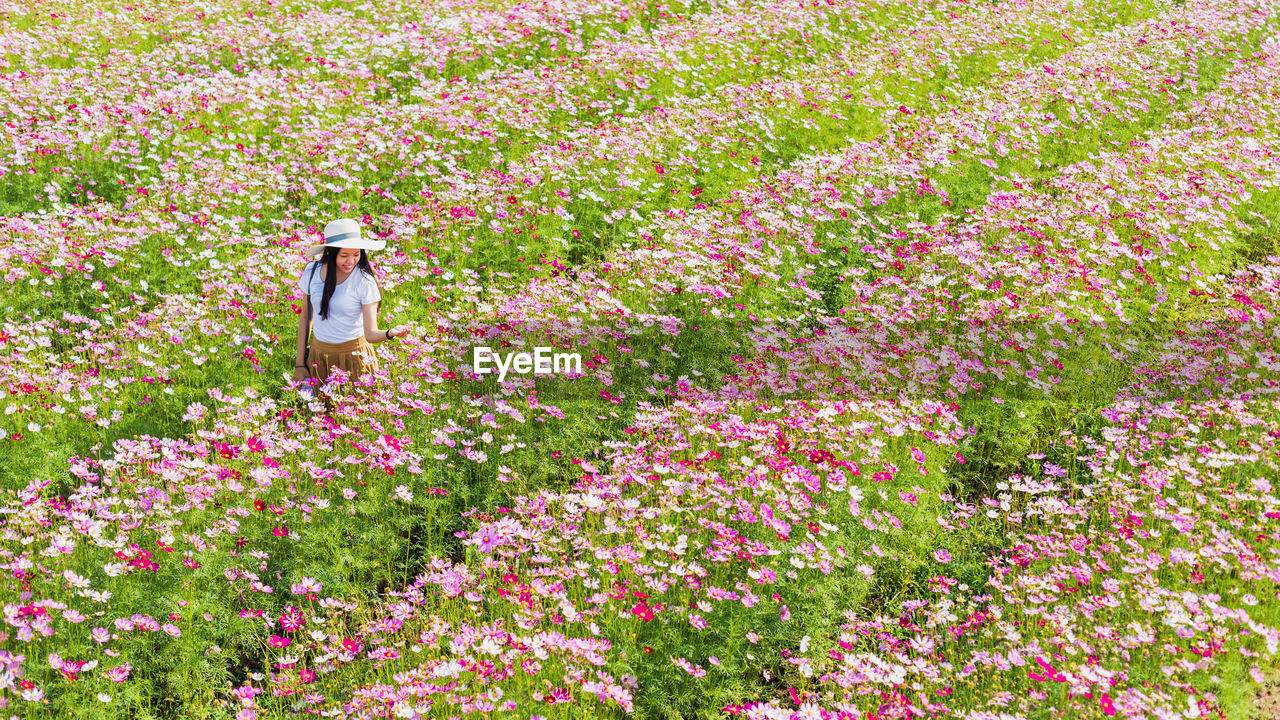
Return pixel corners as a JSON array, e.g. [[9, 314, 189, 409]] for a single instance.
[[313, 248, 378, 321]]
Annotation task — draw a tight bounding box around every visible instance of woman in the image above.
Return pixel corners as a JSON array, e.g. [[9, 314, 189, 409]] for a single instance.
[[294, 218, 411, 405]]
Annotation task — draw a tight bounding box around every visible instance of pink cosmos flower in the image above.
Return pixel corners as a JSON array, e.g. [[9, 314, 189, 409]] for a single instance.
[[279, 605, 305, 632], [672, 656, 706, 677], [291, 577, 322, 595], [133, 615, 160, 632]]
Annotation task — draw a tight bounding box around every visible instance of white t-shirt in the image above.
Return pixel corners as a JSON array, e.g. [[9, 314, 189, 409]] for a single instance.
[[297, 261, 382, 343]]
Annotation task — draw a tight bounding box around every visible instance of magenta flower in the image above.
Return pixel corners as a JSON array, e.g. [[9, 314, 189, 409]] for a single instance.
[[631, 601, 655, 622], [268, 634, 291, 648], [1027, 656, 1067, 682], [278, 605, 305, 632]]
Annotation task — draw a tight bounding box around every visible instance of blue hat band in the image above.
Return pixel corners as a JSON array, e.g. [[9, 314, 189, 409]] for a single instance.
[[325, 231, 361, 243]]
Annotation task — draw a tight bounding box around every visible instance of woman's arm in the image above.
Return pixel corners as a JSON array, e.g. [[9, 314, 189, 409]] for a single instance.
[[360, 276, 409, 343], [296, 297, 311, 365], [362, 302, 382, 343], [363, 302, 410, 343], [362, 302, 393, 343]]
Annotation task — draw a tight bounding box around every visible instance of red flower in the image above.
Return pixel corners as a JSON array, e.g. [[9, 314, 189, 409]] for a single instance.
[[631, 601, 655, 622]]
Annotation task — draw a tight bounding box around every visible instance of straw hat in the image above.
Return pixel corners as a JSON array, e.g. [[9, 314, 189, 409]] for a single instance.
[[305, 218, 386, 260]]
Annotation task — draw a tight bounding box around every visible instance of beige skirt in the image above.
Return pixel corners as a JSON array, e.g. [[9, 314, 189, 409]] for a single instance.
[[306, 335, 380, 385]]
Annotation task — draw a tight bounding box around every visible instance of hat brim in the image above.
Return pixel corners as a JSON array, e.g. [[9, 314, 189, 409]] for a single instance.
[[306, 238, 386, 259]]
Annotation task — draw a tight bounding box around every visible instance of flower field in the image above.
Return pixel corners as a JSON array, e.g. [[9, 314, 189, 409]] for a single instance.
[[3, 0, 1280, 717]]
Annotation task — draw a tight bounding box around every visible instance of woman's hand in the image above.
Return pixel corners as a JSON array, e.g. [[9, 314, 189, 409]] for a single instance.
[[293, 366, 311, 383], [388, 324, 412, 339]]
